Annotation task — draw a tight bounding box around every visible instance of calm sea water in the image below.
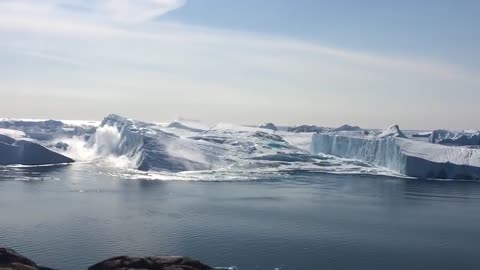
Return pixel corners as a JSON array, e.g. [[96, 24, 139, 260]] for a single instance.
[[1, 164, 480, 270]]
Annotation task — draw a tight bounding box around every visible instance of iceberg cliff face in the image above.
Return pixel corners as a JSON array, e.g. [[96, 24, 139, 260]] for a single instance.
[[87, 114, 221, 172], [0, 134, 74, 166], [430, 129, 480, 146], [311, 127, 480, 180]]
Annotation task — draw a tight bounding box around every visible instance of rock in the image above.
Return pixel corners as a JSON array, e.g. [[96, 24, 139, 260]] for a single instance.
[[0, 248, 38, 269], [88, 255, 214, 270], [0, 248, 213, 270], [0, 248, 56, 270]]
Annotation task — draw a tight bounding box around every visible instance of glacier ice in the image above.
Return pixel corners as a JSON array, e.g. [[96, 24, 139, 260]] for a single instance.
[[0, 118, 96, 142], [412, 131, 432, 138], [332, 124, 361, 132], [288, 125, 326, 133], [430, 129, 480, 146], [4, 114, 479, 181], [0, 134, 74, 166], [258, 123, 278, 131], [80, 114, 340, 174], [311, 125, 480, 180], [85, 114, 221, 171]]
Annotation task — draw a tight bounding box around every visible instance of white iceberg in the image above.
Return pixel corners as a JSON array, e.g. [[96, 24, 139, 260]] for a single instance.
[[0, 134, 74, 166], [258, 123, 278, 131], [311, 125, 480, 180], [430, 129, 480, 146]]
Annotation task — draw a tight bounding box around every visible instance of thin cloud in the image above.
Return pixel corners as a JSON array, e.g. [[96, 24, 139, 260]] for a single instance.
[[20, 50, 82, 66], [0, 0, 476, 82], [99, 0, 186, 23], [1, 0, 479, 129]]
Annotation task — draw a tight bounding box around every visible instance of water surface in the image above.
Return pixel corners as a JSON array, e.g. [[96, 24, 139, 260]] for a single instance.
[[1, 164, 480, 270]]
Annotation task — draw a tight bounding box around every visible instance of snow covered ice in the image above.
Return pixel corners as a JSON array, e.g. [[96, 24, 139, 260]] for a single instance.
[[430, 129, 480, 146], [311, 125, 480, 180], [1, 116, 479, 180], [0, 134, 73, 166]]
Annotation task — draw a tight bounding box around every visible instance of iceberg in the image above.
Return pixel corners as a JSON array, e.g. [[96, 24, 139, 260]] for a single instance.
[[311, 125, 480, 180], [83, 114, 334, 173], [332, 124, 361, 132], [86, 114, 224, 171], [0, 118, 96, 141], [258, 123, 278, 131], [167, 121, 206, 133], [430, 129, 480, 146], [412, 131, 432, 138], [288, 125, 326, 133], [0, 134, 74, 166]]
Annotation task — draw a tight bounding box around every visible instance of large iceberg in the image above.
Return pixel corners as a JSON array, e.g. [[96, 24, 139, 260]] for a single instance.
[[311, 125, 480, 180], [0, 118, 96, 141], [430, 129, 480, 146], [81, 114, 334, 173], [0, 134, 74, 166], [5, 114, 479, 180], [86, 114, 222, 171]]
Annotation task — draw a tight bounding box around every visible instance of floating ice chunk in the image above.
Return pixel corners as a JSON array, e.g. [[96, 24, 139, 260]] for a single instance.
[[258, 122, 278, 131], [0, 128, 26, 139], [378, 125, 406, 138], [167, 121, 206, 133], [412, 131, 432, 138], [430, 129, 480, 146], [288, 125, 326, 133], [333, 124, 361, 132], [0, 134, 74, 166]]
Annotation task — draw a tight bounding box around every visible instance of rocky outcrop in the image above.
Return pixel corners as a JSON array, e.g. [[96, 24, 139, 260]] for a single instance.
[[0, 248, 56, 270], [0, 248, 214, 270], [88, 255, 214, 270]]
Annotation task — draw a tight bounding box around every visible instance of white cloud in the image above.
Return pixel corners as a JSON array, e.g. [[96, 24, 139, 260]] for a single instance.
[[0, 0, 479, 128], [99, 0, 186, 23], [0, 0, 475, 82], [0, 0, 186, 29]]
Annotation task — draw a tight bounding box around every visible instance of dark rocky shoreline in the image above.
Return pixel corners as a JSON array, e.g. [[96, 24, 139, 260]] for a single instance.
[[0, 247, 215, 270]]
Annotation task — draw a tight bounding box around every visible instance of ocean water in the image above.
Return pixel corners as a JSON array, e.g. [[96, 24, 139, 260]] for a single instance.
[[1, 164, 480, 270]]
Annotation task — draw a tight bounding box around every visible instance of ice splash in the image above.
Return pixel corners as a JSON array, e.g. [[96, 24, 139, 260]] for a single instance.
[[57, 124, 143, 169]]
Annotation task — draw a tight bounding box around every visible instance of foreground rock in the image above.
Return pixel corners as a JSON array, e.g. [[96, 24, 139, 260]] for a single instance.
[[0, 134, 74, 166], [0, 248, 214, 270], [88, 255, 214, 270], [0, 248, 56, 270]]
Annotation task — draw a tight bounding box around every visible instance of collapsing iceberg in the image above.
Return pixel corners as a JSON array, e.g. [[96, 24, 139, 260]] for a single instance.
[[311, 125, 480, 180], [87, 114, 221, 171]]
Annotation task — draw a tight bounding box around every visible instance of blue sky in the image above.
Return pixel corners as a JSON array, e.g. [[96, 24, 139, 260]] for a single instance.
[[0, 0, 479, 129], [163, 0, 480, 67]]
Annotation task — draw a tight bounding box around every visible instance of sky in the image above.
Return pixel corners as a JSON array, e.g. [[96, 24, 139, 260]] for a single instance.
[[0, 0, 479, 129]]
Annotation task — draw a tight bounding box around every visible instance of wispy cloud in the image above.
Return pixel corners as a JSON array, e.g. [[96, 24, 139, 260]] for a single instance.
[[0, 0, 475, 82], [98, 0, 186, 23], [0, 0, 478, 128], [0, 0, 186, 23]]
